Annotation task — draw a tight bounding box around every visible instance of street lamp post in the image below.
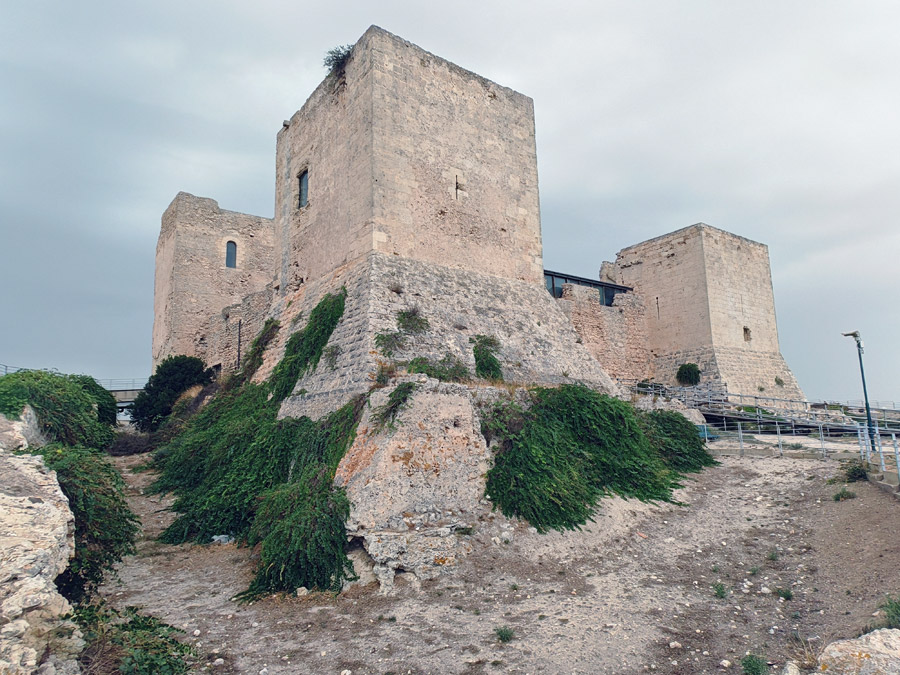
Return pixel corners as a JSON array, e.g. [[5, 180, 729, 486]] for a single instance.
[[842, 331, 876, 449]]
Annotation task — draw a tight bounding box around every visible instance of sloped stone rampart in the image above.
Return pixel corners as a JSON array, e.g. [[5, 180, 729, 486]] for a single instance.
[[0, 450, 82, 674], [276, 252, 619, 420]]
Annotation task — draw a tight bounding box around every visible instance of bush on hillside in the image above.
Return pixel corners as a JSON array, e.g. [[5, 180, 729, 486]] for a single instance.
[[29, 444, 139, 602], [483, 385, 681, 533], [130, 356, 213, 432], [639, 409, 719, 473], [154, 290, 362, 598], [0, 370, 115, 448], [70, 374, 119, 427]]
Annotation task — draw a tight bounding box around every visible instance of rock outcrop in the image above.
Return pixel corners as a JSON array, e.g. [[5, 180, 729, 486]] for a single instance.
[[0, 450, 82, 674], [336, 377, 495, 591], [818, 628, 900, 674], [0, 406, 47, 453]]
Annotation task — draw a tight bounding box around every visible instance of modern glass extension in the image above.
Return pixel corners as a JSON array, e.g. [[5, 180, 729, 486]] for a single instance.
[[543, 270, 631, 307]]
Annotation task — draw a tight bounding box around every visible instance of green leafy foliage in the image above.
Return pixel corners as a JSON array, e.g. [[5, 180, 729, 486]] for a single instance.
[[375, 331, 404, 357], [371, 382, 418, 431], [483, 385, 689, 533], [130, 356, 213, 432], [638, 410, 719, 473], [70, 374, 119, 427], [154, 291, 362, 597], [270, 288, 346, 402], [396, 306, 430, 334], [407, 354, 470, 382], [494, 626, 515, 643], [76, 602, 194, 675], [833, 487, 856, 501], [879, 595, 900, 629], [324, 44, 353, 71], [0, 370, 115, 448], [676, 362, 701, 386], [29, 444, 139, 602], [740, 653, 769, 675], [472, 334, 503, 380], [841, 458, 868, 482]]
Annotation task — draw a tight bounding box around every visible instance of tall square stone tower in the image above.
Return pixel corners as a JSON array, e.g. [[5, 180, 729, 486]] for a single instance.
[[273, 26, 543, 292]]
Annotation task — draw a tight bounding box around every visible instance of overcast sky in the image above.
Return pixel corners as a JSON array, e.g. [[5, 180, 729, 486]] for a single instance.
[[1, 1, 897, 402]]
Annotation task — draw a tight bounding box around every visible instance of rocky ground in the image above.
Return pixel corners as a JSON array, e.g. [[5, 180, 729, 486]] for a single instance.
[[101, 440, 900, 674]]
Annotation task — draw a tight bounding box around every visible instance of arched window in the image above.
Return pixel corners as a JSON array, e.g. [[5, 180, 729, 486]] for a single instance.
[[298, 169, 309, 208], [226, 240, 237, 268]]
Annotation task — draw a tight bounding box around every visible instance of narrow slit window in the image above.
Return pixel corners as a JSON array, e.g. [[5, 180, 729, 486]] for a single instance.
[[226, 240, 237, 268], [743, 326, 752, 342], [298, 170, 309, 208]]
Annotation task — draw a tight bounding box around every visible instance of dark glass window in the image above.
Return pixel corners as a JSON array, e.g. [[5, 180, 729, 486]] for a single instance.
[[226, 240, 237, 268], [298, 170, 309, 208]]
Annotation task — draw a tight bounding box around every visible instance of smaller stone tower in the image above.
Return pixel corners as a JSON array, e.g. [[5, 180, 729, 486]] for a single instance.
[[608, 224, 804, 398], [151, 193, 274, 369]]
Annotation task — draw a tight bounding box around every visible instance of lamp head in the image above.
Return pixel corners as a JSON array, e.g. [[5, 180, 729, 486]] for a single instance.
[[842, 331, 860, 339]]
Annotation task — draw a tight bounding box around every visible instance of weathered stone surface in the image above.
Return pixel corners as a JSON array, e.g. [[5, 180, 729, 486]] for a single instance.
[[818, 628, 900, 674], [272, 252, 618, 421], [335, 378, 489, 591], [0, 406, 46, 453], [0, 450, 82, 674], [608, 223, 805, 399], [631, 393, 707, 425]]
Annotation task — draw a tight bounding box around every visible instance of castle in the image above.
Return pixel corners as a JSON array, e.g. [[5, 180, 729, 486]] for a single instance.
[[152, 26, 804, 411]]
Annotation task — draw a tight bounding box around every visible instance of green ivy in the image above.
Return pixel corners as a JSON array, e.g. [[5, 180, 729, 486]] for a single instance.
[[30, 444, 139, 602], [472, 335, 503, 380], [154, 289, 362, 597], [407, 354, 470, 382], [0, 370, 115, 448], [270, 288, 346, 402], [638, 409, 718, 473], [483, 385, 686, 533]]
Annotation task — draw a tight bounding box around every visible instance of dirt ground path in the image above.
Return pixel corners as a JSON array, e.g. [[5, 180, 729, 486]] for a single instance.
[[102, 449, 900, 674]]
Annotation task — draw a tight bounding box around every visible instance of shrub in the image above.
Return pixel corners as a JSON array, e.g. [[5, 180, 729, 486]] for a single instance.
[[324, 44, 353, 72], [879, 594, 900, 629], [472, 335, 502, 380], [676, 363, 701, 386], [130, 356, 213, 432], [154, 291, 362, 598], [396, 306, 429, 334], [70, 374, 119, 427], [833, 487, 856, 501], [0, 370, 115, 448], [494, 626, 515, 643], [371, 382, 418, 431], [774, 376, 785, 387], [740, 653, 769, 675], [76, 602, 194, 675], [713, 582, 727, 599], [638, 410, 718, 473], [29, 444, 139, 602], [841, 459, 868, 482], [270, 289, 346, 402], [375, 331, 404, 357], [483, 385, 682, 533], [407, 354, 470, 382]]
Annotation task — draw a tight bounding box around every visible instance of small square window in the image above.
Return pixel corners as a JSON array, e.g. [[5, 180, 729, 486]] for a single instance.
[[298, 170, 309, 208]]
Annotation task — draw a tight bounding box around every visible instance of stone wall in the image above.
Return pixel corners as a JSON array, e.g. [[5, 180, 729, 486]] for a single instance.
[[556, 283, 652, 382], [202, 286, 274, 374], [152, 192, 274, 369], [0, 450, 82, 674]]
